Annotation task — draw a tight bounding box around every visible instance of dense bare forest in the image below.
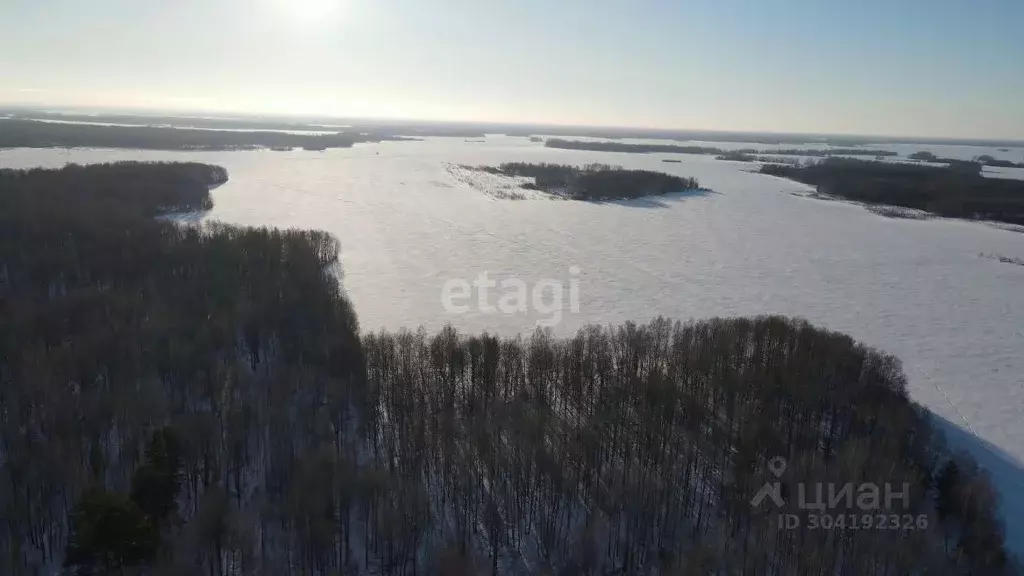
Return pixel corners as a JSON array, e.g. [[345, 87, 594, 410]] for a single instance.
[[0, 163, 1015, 574], [761, 158, 1024, 225]]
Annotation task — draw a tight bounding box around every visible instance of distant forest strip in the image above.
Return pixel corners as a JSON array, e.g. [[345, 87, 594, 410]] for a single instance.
[[0, 162, 1014, 574], [479, 162, 702, 200], [910, 150, 1024, 169], [9, 111, 348, 132], [716, 151, 804, 164], [6, 111, 495, 139], [545, 138, 724, 155], [544, 138, 898, 158], [761, 158, 1024, 226], [980, 158, 1024, 168], [9, 108, 1024, 148], [0, 119, 418, 151]]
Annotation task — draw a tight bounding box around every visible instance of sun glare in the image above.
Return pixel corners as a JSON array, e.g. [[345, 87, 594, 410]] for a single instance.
[[285, 0, 342, 24]]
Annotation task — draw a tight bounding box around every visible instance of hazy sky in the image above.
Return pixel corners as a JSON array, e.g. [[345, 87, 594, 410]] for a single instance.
[[2, 0, 1022, 138]]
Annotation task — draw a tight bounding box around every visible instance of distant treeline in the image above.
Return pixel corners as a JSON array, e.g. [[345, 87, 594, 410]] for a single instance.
[[0, 119, 416, 151], [545, 138, 724, 155], [716, 151, 804, 164], [485, 162, 701, 200], [8, 111, 345, 132], [546, 138, 897, 158], [717, 151, 759, 162], [910, 151, 1024, 169], [7, 108, 1024, 148], [761, 158, 1024, 225], [731, 147, 897, 158], [979, 157, 1024, 168]]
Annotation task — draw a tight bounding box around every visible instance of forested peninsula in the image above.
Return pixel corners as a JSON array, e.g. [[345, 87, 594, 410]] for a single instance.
[[0, 162, 1014, 574], [761, 158, 1024, 225]]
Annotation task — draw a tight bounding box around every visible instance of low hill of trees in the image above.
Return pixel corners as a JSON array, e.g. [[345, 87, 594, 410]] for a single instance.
[[0, 163, 1015, 574], [545, 138, 897, 158], [761, 158, 1024, 225], [909, 151, 940, 161], [482, 162, 701, 200]]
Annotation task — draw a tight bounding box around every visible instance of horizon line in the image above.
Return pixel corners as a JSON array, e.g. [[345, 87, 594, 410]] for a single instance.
[[2, 101, 1023, 145]]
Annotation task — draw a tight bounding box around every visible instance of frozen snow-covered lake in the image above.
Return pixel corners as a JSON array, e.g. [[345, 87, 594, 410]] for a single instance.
[[3, 136, 1023, 549]]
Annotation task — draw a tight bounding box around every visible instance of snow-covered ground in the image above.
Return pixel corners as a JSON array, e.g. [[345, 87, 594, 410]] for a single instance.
[[3, 136, 1023, 551]]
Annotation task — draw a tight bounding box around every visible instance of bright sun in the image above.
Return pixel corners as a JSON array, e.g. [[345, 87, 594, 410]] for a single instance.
[[286, 0, 342, 23]]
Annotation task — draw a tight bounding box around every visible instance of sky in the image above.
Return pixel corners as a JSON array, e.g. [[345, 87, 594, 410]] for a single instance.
[[1, 0, 1022, 139]]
